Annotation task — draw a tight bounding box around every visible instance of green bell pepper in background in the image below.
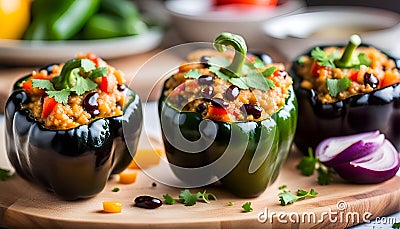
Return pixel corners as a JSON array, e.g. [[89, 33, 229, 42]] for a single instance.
[[158, 33, 298, 197], [24, 0, 100, 40]]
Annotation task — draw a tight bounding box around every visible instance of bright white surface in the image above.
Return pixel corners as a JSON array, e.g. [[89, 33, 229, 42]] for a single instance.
[[0, 28, 163, 66]]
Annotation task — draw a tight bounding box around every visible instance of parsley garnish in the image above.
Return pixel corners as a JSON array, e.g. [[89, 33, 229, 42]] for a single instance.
[[227, 202, 234, 206], [31, 58, 103, 104], [326, 77, 351, 97], [311, 47, 339, 68], [278, 184, 287, 190], [112, 187, 120, 192], [242, 202, 253, 212], [163, 194, 176, 205], [278, 188, 318, 206], [296, 147, 333, 185], [352, 53, 371, 69], [228, 77, 249, 90], [0, 168, 12, 181], [261, 66, 276, 77], [184, 69, 202, 79], [393, 222, 400, 228], [164, 189, 217, 206], [209, 65, 230, 80], [179, 189, 202, 206]]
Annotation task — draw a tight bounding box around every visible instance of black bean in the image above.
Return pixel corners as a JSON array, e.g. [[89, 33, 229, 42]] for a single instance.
[[382, 66, 386, 71], [225, 85, 240, 101], [196, 103, 207, 113], [211, 98, 229, 108], [83, 92, 100, 118], [134, 196, 162, 209], [201, 86, 214, 98], [117, 84, 126, 91], [200, 56, 211, 67], [198, 75, 214, 85], [364, 73, 379, 88], [242, 104, 262, 119]]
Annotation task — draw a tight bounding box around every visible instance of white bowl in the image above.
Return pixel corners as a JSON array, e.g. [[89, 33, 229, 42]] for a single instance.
[[262, 6, 400, 60], [165, 0, 304, 49]]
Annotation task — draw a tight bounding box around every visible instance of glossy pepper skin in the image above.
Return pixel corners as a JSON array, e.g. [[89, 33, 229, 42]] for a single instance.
[[5, 74, 142, 200], [158, 81, 297, 198], [291, 46, 400, 154]]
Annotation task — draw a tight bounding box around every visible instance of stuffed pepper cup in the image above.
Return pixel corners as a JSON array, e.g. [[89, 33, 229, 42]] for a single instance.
[[5, 53, 142, 200], [158, 32, 297, 197]]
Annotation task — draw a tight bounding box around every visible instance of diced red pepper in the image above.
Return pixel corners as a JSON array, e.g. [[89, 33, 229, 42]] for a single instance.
[[208, 106, 230, 122], [381, 72, 400, 88], [100, 76, 116, 93], [21, 73, 52, 93], [349, 70, 359, 82], [42, 97, 58, 118]]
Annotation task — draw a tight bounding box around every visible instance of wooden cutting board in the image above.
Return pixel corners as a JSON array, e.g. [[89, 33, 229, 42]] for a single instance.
[[1, 129, 399, 229]]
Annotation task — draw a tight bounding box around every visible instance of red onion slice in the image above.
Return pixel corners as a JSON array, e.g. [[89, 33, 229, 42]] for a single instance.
[[333, 140, 400, 184], [316, 131, 385, 167]]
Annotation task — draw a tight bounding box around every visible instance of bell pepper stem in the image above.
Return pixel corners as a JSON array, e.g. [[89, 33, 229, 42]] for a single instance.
[[213, 32, 247, 78], [335, 34, 361, 68]]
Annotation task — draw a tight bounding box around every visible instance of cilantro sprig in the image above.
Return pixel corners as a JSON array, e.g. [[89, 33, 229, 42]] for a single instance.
[[326, 77, 351, 97], [163, 189, 217, 206], [278, 186, 318, 206], [0, 168, 13, 181], [393, 222, 400, 229], [311, 47, 339, 68], [297, 148, 333, 185], [31, 58, 106, 104]]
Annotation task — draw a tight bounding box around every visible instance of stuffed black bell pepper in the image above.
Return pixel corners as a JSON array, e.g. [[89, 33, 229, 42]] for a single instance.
[[5, 53, 142, 200], [292, 34, 400, 154], [158, 32, 297, 197]]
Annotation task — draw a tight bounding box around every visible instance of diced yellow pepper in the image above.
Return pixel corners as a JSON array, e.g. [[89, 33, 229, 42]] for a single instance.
[[118, 171, 137, 184], [102, 202, 122, 213]]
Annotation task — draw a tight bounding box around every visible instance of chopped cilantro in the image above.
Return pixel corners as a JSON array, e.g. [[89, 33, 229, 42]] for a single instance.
[[261, 66, 276, 77], [296, 147, 333, 185], [184, 69, 202, 79], [81, 58, 96, 72], [244, 70, 275, 91], [112, 187, 120, 192], [242, 202, 253, 212], [89, 67, 108, 79], [163, 194, 176, 205], [278, 188, 318, 206], [179, 189, 202, 206], [31, 79, 55, 91], [326, 77, 351, 97], [209, 65, 230, 80], [70, 70, 98, 95], [278, 184, 287, 190], [228, 77, 249, 90], [46, 89, 71, 105], [393, 222, 400, 228], [227, 202, 234, 206], [0, 168, 12, 181], [311, 47, 339, 68], [352, 53, 371, 69]]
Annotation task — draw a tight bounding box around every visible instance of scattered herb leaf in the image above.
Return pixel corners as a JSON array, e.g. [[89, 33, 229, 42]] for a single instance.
[[179, 189, 202, 206], [352, 53, 371, 69], [163, 194, 176, 205], [278, 188, 318, 206], [112, 187, 120, 192], [0, 168, 12, 181], [243, 70, 274, 91], [81, 58, 96, 72], [296, 148, 333, 185], [184, 69, 202, 79], [89, 67, 108, 79], [261, 66, 276, 77], [278, 184, 287, 190], [311, 47, 339, 68], [393, 222, 400, 228], [31, 79, 55, 91], [227, 202, 234, 206], [253, 58, 266, 69], [209, 65, 230, 80], [326, 77, 351, 97], [242, 202, 253, 212]]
